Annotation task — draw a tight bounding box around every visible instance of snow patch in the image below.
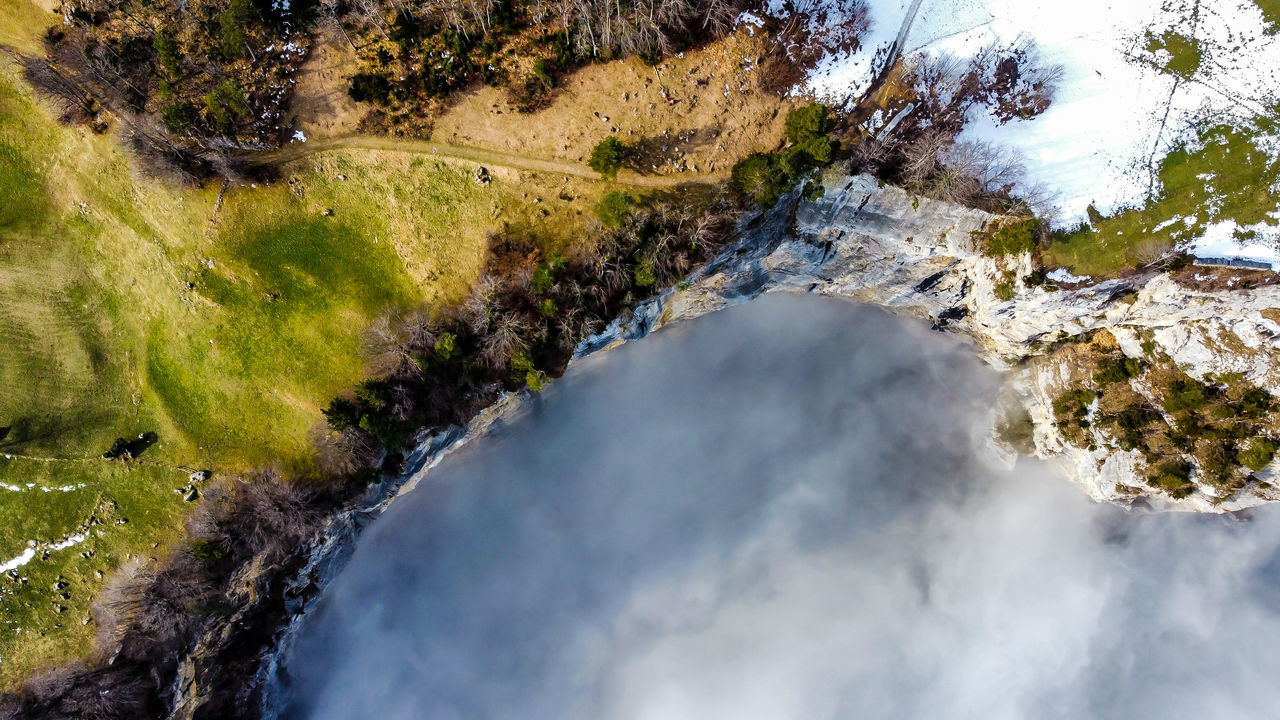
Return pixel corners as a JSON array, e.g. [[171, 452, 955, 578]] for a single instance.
[[292, 130, 307, 143], [50, 533, 87, 551], [785, 0, 1280, 226], [1189, 220, 1280, 271], [0, 547, 35, 574], [1047, 268, 1092, 284]]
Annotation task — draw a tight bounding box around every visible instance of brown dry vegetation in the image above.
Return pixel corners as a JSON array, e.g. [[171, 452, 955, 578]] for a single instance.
[[1168, 265, 1280, 292], [432, 26, 795, 177], [288, 25, 366, 140]]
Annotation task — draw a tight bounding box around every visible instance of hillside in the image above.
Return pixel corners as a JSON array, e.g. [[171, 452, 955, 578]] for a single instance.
[[0, 0, 803, 687]]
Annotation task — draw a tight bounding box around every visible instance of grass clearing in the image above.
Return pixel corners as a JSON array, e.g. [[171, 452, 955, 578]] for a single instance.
[[1146, 30, 1203, 79], [1044, 116, 1280, 278], [0, 0, 730, 683], [0, 47, 597, 684]]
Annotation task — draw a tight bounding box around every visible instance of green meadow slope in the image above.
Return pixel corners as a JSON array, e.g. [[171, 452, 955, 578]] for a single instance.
[[0, 8, 616, 677]]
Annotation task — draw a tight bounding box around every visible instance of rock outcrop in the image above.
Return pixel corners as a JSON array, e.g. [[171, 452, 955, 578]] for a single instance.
[[581, 170, 1280, 511], [239, 169, 1280, 720]]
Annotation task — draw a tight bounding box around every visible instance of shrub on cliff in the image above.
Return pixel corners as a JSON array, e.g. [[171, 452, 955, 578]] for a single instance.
[[786, 102, 831, 145], [979, 217, 1040, 257], [1162, 378, 1211, 414], [1093, 355, 1146, 385], [732, 152, 794, 208], [732, 103, 840, 209], [1240, 437, 1278, 472]]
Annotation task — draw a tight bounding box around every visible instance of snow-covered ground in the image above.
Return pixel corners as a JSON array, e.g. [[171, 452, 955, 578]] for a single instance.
[[772, 0, 1280, 269]]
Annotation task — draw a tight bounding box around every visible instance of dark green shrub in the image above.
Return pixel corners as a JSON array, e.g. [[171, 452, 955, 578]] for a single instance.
[[790, 136, 839, 166], [161, 102, 194, 133], [153, 31, 181, 76], [322, 397, 362, 431], [531, 264, 554, 293], [1093, 356, 1145, 385], [634, 258, 656, 287], [731, 152, 792, 208], [980, 217, 1040, 257], [349, 73, 393, 104], [1149, 460, 1194, 498], [1239, 387, 1275, 418], [595, 191, 635, 228], [1162, 378, 1210, 414], [588, 136, 625, 179], [204, 79, 247, 131], [434, 332, 457, 360], [511, 351, 547, 391], [802, 180, 826, 201], [1053, 387, 1096, 425], [731, 103, 839, 209], [219, 0, 252, 60], [531, 57, 555, 88], [1108, 406, 1158, 451], [190, 539, 227, 563], [1194, 440, 1235, 484], [785, 102, 830, 144], [1240, 437, 1278, 472]]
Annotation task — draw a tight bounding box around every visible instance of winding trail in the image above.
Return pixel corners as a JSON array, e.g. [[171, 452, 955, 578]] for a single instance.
[[254, 135, 730, 189]]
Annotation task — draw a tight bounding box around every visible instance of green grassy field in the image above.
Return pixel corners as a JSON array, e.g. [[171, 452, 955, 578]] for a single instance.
[[1041, 0, 1280, 279], [1044, 115, 1280, 278], [0, 3, 616, 677]]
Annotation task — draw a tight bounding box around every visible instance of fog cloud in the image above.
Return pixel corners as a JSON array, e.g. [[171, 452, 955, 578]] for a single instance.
[[276, 294, 1280, 720]]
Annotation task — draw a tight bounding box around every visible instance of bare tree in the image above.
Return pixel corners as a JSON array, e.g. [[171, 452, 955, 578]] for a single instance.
[[363, 308, 435, 377], [480, 310, 530, 368], [310, 423, 375, 476]]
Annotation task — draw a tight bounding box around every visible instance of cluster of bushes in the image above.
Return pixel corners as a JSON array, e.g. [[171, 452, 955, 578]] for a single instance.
[[317, 192, 739, 470], [730, 103, 839, 208], [29, 0, 307, 180], [0, 470, 352, 719], [1050, 345, 1278, 498], [345, 3, 531, 113]]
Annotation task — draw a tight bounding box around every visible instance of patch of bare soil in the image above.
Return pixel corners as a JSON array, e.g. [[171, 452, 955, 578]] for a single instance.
[[289, 24, 365, 140], [432, 27, 796, 180], [1171, 266, 1279, 291]]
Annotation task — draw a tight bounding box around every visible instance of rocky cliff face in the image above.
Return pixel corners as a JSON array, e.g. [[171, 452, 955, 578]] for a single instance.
[[583, 170, 1280, 512], [241, 169, 1279, 718]]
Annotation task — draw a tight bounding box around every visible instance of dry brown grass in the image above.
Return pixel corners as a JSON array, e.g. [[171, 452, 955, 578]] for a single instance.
[[290, 24, 366, 140], [431, 26, 795, 179]]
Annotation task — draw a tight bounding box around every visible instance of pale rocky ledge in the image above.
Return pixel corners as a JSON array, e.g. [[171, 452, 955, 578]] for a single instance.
[[578, 168, 1280, 513]]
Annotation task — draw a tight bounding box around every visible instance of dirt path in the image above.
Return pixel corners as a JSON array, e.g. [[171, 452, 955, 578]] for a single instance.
[[255, 135, 730, 189], [856, 0, 926, 107]]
